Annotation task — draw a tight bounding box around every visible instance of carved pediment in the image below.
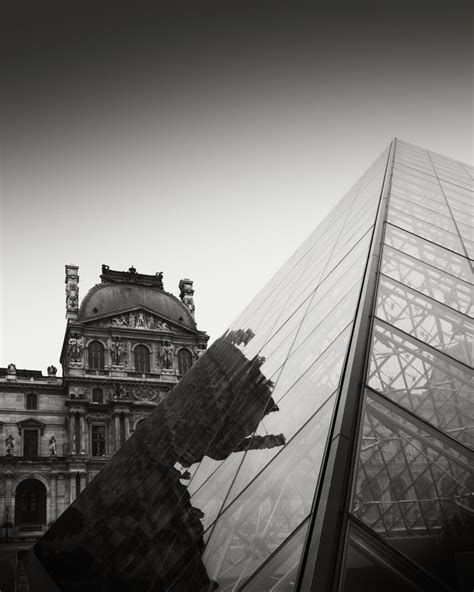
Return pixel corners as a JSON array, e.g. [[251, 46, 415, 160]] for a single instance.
[[17, 418, 46, 435], [83, 308, 191, 334]]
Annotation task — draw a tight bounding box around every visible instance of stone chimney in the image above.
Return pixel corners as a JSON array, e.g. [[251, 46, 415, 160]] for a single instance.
[[179, 279, 195, 318], [65, 265, 79, 320]]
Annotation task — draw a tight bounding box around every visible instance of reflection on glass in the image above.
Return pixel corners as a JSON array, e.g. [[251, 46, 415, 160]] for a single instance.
[[351, 391, 474, 590], [241, 518, 309, 591], [36, 331, 286, 591], [203, 400, 334, 590]]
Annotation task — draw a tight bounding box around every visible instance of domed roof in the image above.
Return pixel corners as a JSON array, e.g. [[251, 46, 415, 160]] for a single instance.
[[79, 283, 196, 330]]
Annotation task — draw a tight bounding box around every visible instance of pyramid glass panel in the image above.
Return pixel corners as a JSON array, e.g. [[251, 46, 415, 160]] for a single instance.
[[29, 140, 473, 592]]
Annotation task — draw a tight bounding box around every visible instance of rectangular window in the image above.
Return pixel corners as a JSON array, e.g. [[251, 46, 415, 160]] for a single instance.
[[91, 425, 106, 457], [24, 429, 39, 457]]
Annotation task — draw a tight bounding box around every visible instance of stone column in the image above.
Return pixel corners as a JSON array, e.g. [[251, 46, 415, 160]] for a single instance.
[[68, 413, 76, 455], [69, 473, 76, 503], [124, 412, 130, 440], [5, 472, 13, 523], [113, 413, 121, 452], [79, 473, 87, 493], [79, 413, 86, 454], [49, 474, 57, 523], [56, 473, 66, 518]]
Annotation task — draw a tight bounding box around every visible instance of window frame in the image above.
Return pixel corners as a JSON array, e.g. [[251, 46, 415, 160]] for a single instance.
[[23, 428, 39, 458], [26, 393, 38, 410], [88, 341, 105, 370], [177, 348, 193, 375], [90, 424, 107, 457], [134, 344, 150, 374]]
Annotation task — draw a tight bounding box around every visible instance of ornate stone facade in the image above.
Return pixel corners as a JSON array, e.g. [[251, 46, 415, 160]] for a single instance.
[[0, 265, 208, 544]]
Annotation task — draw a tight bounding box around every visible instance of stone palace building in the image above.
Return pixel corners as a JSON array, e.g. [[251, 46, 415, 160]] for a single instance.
[[0, 265, 208, 543]]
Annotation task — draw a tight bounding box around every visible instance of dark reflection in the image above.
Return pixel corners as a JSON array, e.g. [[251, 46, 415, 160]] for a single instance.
[[34, 331, 285, 591]]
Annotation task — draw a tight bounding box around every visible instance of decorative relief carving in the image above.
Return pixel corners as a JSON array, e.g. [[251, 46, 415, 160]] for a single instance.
[[65, 265, 79, 316], [69, 386, 88, 400], [129, 384, 161, 402], [93, 310, 174, 332]]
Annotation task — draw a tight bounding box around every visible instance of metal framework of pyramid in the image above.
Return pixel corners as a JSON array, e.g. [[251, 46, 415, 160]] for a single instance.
[[32, 139, 473, 591]]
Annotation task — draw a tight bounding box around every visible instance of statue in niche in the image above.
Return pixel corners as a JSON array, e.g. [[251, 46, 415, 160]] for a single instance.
[[5, 434, 14, 455], [49, 436, 57, 456], [7, 363, 16, 375], [136, 312, 147, 328], [110, 338, 124, 365], [47, 365, 57, 376], [160, 342, 174, 369]]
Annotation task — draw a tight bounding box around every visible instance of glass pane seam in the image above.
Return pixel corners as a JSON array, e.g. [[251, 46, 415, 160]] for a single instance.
[[393, 160, 471, 190], [375, 315, 472, 372], [426, 150, 473, 264], [389, 191, 457, 225], [364, 386, 474, 461], [378, 271, 474, 322], [388, 205, 463, 244], [373, 316, 473, 372], [237, 516, 310, 591], [382, 241, 472, 286], [385, 221, 473, 265]]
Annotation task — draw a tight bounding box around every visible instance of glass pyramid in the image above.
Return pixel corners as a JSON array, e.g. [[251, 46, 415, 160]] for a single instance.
[[33, 139, 473, 592]]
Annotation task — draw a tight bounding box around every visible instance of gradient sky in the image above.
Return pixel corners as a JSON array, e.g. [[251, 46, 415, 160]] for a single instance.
[[0, 3, 472, 373]]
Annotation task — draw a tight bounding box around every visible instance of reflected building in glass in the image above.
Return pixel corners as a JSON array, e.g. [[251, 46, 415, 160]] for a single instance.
[[19, 140, 474, 591]]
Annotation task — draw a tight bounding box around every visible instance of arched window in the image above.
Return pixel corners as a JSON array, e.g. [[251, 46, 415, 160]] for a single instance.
[[134, 345, 150, 374], [26, 393, 38, 410], [92, 387, 104, 404], [178, 348, 193, 375], [15, 479, 46, 525], [88, 341, 105, 370]]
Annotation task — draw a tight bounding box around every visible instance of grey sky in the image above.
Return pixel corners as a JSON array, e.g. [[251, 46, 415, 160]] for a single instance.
[[0, 4, 472, 372]]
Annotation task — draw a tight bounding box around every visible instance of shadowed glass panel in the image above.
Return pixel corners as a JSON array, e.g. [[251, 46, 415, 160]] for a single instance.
[[387, 208, 465, 255], [351, 391, 474, 590], [339, 524, 435, 592], [376, 275, 473, 367], [384, 224, 471, 283], [240, 518, 309, 592], [389, 194, 457, 234], [368, 321, 474, 449], [381, 246, 472, 316], [390, 184, 449, 216], [202, 402, 333, 590]]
